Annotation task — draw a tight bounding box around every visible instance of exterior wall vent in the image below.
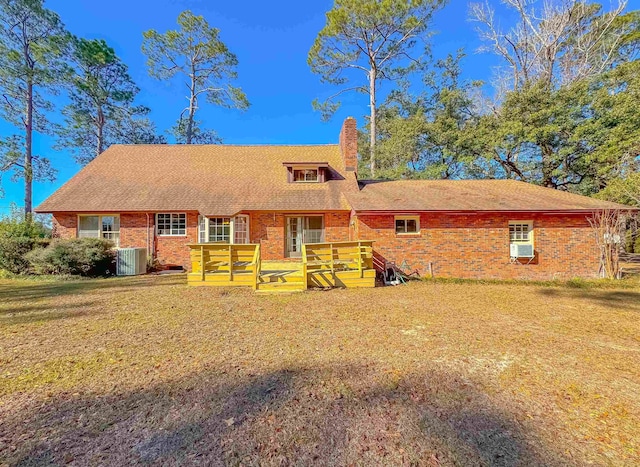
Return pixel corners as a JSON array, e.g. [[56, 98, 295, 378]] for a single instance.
[[116, 248, 147, 276]]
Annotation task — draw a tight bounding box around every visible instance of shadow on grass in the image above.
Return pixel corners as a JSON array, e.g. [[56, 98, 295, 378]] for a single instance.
[[538, 287, 640, 312], [0, 301, 102, 326], [3, 365, 568, 466], [0, 274, 183, 304]]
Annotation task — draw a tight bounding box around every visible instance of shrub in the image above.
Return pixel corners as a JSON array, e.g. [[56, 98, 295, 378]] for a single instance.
[[0, 208, 51, 274], [0, 237, 50, 274], [0, 208, 50, 239], [27, 238, 115, 277]]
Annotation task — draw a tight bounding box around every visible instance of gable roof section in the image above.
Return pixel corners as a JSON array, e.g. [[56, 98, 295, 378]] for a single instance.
[[36, 144, 355, 215], [348, 179, 631, 212]]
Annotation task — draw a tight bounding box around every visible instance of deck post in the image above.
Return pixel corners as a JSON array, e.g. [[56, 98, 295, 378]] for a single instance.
[[301, 244, 308, 290], [252, 244, 259, 290], [200, 245, 205, 282], [329, 242, 335, 272], [357, 241, 363, 278], [229, 244, 233, 282]]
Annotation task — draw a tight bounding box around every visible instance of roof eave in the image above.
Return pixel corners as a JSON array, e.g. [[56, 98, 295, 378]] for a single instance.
[[353, 207, 638, 215]]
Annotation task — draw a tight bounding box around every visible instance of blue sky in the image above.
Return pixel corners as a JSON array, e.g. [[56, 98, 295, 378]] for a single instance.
[[0, 0, 503, 213]]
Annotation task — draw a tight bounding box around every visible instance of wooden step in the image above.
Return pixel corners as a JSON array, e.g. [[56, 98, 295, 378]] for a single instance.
[[258, 273, 304, 284], [256, 281, 305, 293]]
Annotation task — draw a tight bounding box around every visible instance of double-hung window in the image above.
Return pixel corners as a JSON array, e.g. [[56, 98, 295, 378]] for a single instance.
[[157, 213, 186, 236], [395, 216, 420, 235], [78, 215, 120, 246]]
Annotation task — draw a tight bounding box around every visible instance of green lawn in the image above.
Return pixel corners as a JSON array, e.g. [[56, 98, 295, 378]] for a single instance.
[[1, 275, 639, 465]]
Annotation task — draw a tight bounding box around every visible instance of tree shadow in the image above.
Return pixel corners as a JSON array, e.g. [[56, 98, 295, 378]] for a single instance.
[[0, 301, 101, 326], [0, 274, 183, 304], [538, 287, 640, 312], [3, 364, 571, 466]]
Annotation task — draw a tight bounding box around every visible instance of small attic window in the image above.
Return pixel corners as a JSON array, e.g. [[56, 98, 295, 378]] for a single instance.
[[283, 162, 329, 183], [293, 169, 319, 182]]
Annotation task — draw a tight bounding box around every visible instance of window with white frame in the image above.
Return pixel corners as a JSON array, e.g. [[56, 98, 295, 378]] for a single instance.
[[234, 215, 249, 244], [208, 217, 231, 242], [198, 215, 206, 243], [293, 169, 319, 182], [197, 215, 250, 244], [509, 221, 533, 244], [78, 215, 120, 246], [156, 213, 186, 236], [395, 216, 420, 235]]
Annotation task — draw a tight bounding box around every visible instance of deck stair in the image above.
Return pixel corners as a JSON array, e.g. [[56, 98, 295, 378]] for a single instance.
[[256, 262, 305, 292]]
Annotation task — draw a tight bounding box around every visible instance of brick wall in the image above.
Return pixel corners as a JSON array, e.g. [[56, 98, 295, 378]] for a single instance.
[[52, 210, 598, 279], [356, 212, 600, 280], [52, 213, 77, 239], [154, 212, 199, 268], [247, 211, 352, 260], [249, 211, 285, 259], [51, 211, 199, 269], [52, 211, 353, 266], [325, 211, 351, 242]]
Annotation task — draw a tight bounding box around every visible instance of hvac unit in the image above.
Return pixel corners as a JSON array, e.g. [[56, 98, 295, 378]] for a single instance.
[[510, 243, 534, 258], [116, 248, 147, 276]]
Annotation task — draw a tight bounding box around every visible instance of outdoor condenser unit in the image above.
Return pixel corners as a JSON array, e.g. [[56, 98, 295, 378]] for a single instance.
[[116, 248, 147, 276], [510, 243, 534, 258]]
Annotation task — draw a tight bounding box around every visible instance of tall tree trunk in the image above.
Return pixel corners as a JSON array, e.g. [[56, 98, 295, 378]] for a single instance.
[[96, 106, 105, 157], [541, 143, 554, 188], [24, 79, 33, 221], [369, 68, 376, 179], [186, 58, 196, 144]]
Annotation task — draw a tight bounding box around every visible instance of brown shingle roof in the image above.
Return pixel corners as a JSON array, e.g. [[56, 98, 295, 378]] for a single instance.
[[37, 145, 632, 215], [36, 144, 355, 215], [347, 179, 632, 212]]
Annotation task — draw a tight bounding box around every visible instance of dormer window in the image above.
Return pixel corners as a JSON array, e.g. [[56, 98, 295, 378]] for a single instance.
[[293, 169, 319, 182], [283, 162, 329, 183]]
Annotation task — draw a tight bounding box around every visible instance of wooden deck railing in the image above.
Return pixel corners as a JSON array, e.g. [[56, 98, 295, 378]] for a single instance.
[[302, 241, 375, 288], [187, 243, 261, 287], [187, 241, 375, 289]]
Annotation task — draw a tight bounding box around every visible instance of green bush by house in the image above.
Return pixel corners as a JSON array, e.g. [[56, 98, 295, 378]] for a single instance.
[[26, 238, 115, 277], [0, 211, 51, 274], [0, 237, 50, 274]]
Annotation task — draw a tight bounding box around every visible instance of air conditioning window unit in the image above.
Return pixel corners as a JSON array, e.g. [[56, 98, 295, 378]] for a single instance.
[[116, 248, 147, 276], [510, 243, 534, 258]]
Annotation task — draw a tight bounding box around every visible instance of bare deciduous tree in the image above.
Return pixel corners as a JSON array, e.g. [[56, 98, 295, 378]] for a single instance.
[[588, 208, 627, 279], [469, 0, 628, 93]]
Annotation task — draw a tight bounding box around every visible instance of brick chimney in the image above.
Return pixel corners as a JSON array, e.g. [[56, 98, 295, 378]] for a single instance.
[[339, 117, 357, 174]]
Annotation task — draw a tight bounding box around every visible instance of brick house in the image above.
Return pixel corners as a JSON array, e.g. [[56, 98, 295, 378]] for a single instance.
[[36, 117, 628, 280]]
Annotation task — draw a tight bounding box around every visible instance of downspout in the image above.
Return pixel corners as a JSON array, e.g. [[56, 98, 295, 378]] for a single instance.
[[146, 213, 151, 258]]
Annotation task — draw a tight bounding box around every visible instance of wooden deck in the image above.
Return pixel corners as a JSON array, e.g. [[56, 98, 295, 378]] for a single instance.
[[187, 241, 375, 292]]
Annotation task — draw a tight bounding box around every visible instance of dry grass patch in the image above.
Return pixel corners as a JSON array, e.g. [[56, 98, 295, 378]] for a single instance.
[[0, 275, 639, 465]]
